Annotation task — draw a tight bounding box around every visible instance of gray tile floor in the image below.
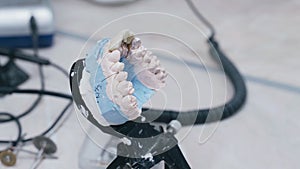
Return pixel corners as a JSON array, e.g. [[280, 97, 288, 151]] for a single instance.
[[1, 0, 300, 168]]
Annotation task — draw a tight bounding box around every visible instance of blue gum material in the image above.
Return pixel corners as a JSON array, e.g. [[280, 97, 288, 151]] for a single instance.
[[85, 39, 154, 125]]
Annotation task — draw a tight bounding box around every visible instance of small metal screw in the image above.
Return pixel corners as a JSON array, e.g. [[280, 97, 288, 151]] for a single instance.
[[123, 163, 132, 169], [167, 120, 182, 134]]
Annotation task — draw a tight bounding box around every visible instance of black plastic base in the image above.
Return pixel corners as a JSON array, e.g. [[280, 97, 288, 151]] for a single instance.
[[108, 122, 191, 169], [0, 59, 29, 96]]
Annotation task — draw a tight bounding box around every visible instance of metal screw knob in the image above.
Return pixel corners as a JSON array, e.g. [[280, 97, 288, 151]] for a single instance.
[[33, 136, 57, 154], [167, 120, 182, 134], [0, 150, 17, 166]]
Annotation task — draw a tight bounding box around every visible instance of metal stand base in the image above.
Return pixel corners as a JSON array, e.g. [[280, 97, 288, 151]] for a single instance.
[[108, 122, 191, 169]]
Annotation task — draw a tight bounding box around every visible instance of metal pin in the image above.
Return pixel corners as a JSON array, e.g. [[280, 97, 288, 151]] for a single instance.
[[14, 148, 57, 159], [30, 141, 46, 169], [167, 120, 182, 134], [29, 136, 57, 169], [13, 133, 26, 156]]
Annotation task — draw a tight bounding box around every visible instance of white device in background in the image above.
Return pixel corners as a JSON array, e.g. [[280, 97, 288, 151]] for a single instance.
[[0, 0, 55, 48], [85, 0, 137, 5]]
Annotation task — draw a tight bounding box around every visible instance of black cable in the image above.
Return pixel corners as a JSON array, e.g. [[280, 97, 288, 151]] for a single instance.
[[13, 95, 42, 120], [0, 16, 70, 123], [0, 80, 72, 144], [30, 15, 46, 92], [0, 16, 73, 146], [0, 62, 73, 144], [0, 49, 45, 123], [141, 37, 247, 125], [49, 62, 69, 76], [0, 49, 69, 77], [0, 86, 43, 124], [0, 60, 72, 123], [18, 27, 73, 141], [0, 48, 50, 65], [0, 100, 72, 144], [184, 0, 216, 38], [0, 88, 72, 100], [0, 60, 71, 123], [139, 0, 247, 125], [0, 113, 22, 146], [22, 100, 73, 142], [0, 16, 45, 124]]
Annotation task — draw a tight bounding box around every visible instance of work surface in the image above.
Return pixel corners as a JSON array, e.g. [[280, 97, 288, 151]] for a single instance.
[[1, 0, 299, 168]]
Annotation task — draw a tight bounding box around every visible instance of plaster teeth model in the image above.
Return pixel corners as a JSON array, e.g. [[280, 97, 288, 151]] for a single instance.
[[80, 30, 167, 125], [127, 43, 167, 90]]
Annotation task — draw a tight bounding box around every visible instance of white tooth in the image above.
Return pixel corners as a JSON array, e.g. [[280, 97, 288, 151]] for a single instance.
[[111, 62, 124, 72], [130, 38, 141, 50], [127, 52, 143, 65], [101, 53, 115, 77], [112, 94, 123, 103], [137, 70, 167, 90], [117, 81, 134, 96], [153, 69, 160, 75], [132, 46, 145, 55], [156, 71, 166, 80], [120, 44, 128, 57], [161, 72, 167, 80], [148, 56, 160, 69], [118, 81, 131, 89], [121, 95, 137, 110], [154, 67, 161, 74], [101, 61, 113, 73], [118, 47, 123, 55], [155, 58, 160, 66], [130, 53, 143, 63], [140, 47, 147, 56], [152, 55, 157, 60], [129, 102, 138, 108], [154, 67, 165, 74], [129, 106, 139, 115], [105, 77, 118, 101], [129, 88, 135, 94], [143, 52, 152, 63], [108, 50, 121, 62], [141, 61, 149, 68], [122, 107, 141, 120], [123, 95, 135, 104], [115, 71, 128, 81], [134, 51, 144, 59]]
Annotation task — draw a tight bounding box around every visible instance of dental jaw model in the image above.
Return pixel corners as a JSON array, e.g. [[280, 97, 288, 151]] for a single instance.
[[79, 30, 167, 126]]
